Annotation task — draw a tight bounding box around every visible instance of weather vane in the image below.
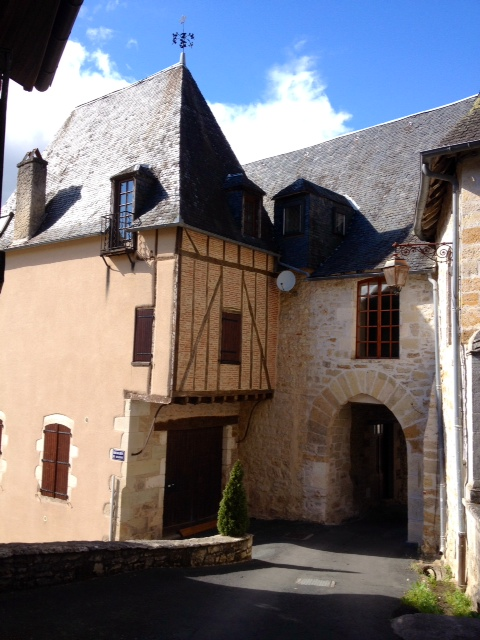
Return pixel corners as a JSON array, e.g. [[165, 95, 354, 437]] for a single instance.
[[172, 16, 194, 49]]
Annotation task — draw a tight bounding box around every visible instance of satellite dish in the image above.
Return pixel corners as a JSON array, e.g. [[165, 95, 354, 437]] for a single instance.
[[276, 270, 296, 292]]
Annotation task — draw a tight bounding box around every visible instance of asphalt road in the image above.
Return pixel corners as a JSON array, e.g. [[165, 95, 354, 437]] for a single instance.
[[0, 515, 415, 640]]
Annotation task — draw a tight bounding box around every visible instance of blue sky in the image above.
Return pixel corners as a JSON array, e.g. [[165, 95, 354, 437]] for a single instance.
[[3, 0, 480, 202]]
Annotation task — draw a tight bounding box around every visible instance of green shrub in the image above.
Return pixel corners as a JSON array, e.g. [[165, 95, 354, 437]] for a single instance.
[[445, 588, 477, 617], [217, 461, 249, 537], [402, 580, 443, 614]]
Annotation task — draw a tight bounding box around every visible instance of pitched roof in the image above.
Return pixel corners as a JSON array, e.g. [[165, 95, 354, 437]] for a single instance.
[[244, 97, 476, 276], [1, 62, 274, 252]]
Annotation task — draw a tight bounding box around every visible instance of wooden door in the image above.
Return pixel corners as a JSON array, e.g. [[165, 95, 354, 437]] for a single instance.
[[163, 426, 223, 531]]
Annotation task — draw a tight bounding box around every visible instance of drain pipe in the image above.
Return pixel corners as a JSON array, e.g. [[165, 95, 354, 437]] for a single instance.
[[428, 273, 446, 554], [422, 163, 466, 587]]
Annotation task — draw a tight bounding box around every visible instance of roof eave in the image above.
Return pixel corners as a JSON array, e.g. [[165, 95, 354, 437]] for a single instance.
[[414, 138, 480, 240]]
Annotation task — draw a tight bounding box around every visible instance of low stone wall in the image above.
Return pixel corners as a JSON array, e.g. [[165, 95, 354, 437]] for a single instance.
[[0, 535, 253, 592]]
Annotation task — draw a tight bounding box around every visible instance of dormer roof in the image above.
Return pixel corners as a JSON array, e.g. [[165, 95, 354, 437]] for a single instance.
[[272, 178, 351, 206]]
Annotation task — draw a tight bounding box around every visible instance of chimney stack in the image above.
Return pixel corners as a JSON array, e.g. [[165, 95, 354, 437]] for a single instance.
[[13, 149, 48, 242]]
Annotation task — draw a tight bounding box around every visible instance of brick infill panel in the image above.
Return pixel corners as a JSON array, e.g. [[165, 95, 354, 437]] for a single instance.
[[0, 535, 253, 592]]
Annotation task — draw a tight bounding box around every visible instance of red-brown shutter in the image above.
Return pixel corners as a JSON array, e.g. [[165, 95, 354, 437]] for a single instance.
[[41, 424, 71, 500], [55, 426, 71, 499], [133, 307, 154, 362], [41, 425, 58, 497], [221, 312, 241, 364]]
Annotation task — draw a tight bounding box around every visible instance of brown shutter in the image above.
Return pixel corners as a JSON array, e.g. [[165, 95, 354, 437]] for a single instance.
[[55, 426, 71, 499], [221, 312, 241, 364], [133, 307, 154, 362], [41, 424, 71, 500], [41, 425, 58, 498]]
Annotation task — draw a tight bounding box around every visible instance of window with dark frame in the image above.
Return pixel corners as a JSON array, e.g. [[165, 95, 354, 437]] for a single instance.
[[103, 177, 135, 252], [283, 202, 303, 236], [356, 278, 400, 358], [221, 312, 242, 364], [334, 210, 346, 236], [243, 193, 260, 238], [40, 424, 71, 500], [133, 307, 154, 363]]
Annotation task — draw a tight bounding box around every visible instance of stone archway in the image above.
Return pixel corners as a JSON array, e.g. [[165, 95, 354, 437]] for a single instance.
[[305, 369, 428, 544]]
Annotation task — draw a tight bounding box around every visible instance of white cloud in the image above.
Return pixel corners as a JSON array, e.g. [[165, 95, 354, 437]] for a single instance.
[[2, 40, 131, 203], [127, 38, 138, 49], [209, 56, 351, 164], [106, 0, 125, 10], [86, 27, 114, 43]]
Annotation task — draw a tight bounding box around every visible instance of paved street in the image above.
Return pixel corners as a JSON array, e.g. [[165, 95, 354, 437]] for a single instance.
[[0, 515, 414, 639]]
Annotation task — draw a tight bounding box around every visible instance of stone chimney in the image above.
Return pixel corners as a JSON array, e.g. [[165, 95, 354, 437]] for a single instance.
[[13, 149, 48, 242]]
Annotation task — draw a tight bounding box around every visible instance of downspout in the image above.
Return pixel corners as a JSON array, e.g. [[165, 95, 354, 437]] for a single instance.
[[422, 163, 465, 587], [428, 274, 446, 553]]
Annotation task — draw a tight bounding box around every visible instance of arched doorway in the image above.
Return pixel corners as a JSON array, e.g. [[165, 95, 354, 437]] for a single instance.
[[350, 402, 407, 519]]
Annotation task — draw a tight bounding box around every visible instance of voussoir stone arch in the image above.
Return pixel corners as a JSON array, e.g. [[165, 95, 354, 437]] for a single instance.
[[307, 369, 427, 449]]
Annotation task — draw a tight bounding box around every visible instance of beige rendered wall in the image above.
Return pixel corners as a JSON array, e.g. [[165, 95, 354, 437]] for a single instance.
[[240, 273, 438, 546], [0, 230, 176, 543]]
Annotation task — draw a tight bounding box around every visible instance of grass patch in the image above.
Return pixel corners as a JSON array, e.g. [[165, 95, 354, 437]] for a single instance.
[[402, 565, 478, 617]]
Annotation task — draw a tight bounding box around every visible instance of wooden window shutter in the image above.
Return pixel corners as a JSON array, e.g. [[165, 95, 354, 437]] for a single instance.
[[221, 312, 241, 364], [41, 424, 71, 500], [133, 307, 154, 362]]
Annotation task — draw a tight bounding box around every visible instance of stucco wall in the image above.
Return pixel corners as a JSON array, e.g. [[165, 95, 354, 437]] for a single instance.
[[0, 230, 176, 543], [240, 273, 438, 546]]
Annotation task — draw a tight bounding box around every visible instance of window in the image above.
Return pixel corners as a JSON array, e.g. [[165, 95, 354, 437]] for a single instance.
[[243, 194, 260, 238], [356, 278, 399, 358], [334, 210, 346, 236], [133, 307, 154, 363], [41, 424, 71, 500], [283, 202, 303, 235], [102, 177, 135, 253], [221, 312, 242, 364]]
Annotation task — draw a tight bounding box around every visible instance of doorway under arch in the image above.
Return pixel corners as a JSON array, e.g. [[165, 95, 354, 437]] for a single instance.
[[324, 401, 407, 525]]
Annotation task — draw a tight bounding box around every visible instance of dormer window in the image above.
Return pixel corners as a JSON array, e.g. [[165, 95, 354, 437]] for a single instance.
[[223, 173, 265, 240], [114, 177, 135, 247], [243, 193, 261, 238], [283, 201, 304, 236], [101, 164, 153, 255]]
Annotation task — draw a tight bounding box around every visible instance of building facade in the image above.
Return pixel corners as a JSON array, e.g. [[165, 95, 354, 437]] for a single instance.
[[0, 57, 479, 602]]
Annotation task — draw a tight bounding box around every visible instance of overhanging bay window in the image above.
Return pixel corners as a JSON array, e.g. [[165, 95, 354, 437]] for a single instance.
[[356, 277, 399, 358]]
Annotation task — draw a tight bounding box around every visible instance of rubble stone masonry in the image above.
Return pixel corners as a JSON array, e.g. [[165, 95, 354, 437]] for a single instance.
[[241, 273, 439, 547]]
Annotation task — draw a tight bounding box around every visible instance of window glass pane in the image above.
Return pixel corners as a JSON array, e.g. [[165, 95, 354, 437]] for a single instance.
[[356, 277, 399, 359]]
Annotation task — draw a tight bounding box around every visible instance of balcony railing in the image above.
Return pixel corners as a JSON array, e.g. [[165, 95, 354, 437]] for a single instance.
[[101, 212, 135, 255]]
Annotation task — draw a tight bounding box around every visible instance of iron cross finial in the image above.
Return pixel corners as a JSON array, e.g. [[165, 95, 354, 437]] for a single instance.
[[172, 16, 194, 49]]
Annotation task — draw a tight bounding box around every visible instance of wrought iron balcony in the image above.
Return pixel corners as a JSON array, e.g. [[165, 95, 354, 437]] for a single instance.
[[101, 212, 135, 255]]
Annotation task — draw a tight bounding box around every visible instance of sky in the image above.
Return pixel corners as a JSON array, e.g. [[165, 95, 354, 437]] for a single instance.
[[3, 0, 480, 203]]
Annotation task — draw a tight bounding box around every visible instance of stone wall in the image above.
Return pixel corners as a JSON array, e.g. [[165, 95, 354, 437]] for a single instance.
[[0, 535, 252, 592], [241, 273, 438, 547]]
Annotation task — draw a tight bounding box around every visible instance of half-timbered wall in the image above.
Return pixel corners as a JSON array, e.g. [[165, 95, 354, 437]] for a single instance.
[[174, 229, 278, 395]]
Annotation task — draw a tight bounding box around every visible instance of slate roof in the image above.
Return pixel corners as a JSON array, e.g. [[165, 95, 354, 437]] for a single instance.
[[244, 96, 476, 277], [1, 62, 274, 253], [441, 94, 480, 147]]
